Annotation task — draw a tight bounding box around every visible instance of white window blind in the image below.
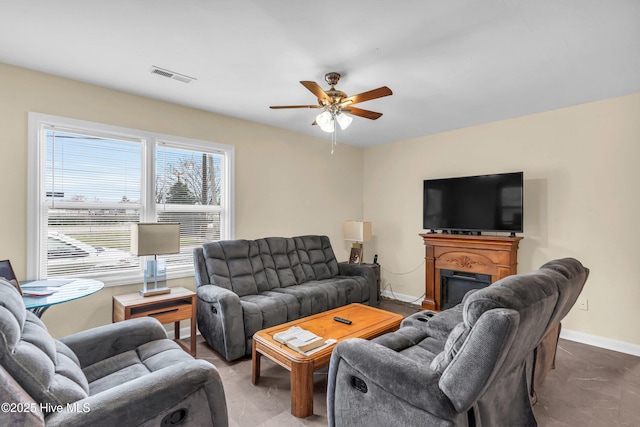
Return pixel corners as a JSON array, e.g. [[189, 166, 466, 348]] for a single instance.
[[45, 129, 142, 278], [28, 113, 235, 286], [155, 143, 224, 269]]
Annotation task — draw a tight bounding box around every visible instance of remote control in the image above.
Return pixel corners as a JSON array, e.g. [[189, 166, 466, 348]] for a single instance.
[[334, 316, 352, 325]]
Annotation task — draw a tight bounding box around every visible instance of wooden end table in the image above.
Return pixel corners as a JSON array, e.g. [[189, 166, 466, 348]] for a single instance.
[[252, 303, 403, 418], [112, 286, 197, 356]]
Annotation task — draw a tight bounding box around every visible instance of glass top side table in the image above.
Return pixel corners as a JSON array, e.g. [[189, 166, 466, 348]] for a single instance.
[[21, 278, 104, 318]]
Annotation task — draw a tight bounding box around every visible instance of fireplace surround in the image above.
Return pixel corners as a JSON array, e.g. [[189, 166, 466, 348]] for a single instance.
[[419, 233, 523, 311]]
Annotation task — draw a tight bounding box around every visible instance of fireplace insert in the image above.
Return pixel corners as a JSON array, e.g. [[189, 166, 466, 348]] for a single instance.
[[440, 269, 491, 310]]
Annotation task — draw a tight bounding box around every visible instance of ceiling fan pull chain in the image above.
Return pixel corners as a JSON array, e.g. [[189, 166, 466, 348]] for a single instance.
[[331, 119, 337, 154]]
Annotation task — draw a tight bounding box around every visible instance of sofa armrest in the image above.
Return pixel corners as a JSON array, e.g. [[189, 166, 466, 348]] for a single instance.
[[328, 338, 458, 426], [338, 262, 374, 279], [193, 247, 210, 287], [338, 263, 378, 305], [196, 284, 245, 361], [59, 317, 167, 368], [197, 282, 239, 305], [45, 360, 228, 427]]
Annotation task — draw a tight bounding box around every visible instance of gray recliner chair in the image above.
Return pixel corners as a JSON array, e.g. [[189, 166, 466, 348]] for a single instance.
[[0, 279, 228, 427], [327, 258, 589, 427]]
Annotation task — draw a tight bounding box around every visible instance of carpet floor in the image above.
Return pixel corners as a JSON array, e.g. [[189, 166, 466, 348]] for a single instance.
[[191, 299, 640, 426]]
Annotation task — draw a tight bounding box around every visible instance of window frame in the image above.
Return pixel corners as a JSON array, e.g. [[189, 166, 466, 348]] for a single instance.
[[27, 112, 235, 287]]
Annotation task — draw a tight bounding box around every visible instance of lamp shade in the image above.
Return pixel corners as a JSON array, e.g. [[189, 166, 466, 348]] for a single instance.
[[335, 113, 352, 130], [343, 221, 372, 242], [131, 223, 180, 256], [316, 110, 335, 133]]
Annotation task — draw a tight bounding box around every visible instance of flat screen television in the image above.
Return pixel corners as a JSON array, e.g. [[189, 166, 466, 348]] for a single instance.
[[423, 172, 523, 234]]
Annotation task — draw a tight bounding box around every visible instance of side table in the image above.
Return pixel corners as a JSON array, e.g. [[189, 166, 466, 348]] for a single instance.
[[112, 286, 197, 356], [22, 278, 104, 318]]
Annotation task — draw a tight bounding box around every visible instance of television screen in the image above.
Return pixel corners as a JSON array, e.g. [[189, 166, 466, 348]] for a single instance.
[[423, 172, 523, 233]]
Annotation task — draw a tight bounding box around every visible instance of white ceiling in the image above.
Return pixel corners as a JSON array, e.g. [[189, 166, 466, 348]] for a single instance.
[[1, 1, 639, 147]]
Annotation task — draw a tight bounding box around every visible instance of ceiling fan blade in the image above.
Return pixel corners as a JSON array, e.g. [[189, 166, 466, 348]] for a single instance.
[[300, 81, 331, 103], [343, 106, 383, 120], [342, 86, 392, 106], [270, 105, 320, 109]]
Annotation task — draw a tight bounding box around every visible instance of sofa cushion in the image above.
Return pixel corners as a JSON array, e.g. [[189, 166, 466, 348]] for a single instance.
[[271, 283, 330, 317], [82, 339, 193, 394], [258, 291, 301, 321], [201, 240, 268, 297], [0, 280, 90, 409], [240, 294, 289, 340], [317, 276, 370, 306], [333, 276, 370, 304], [463, 272, 558, 328], [429, 323, 471, 374], [294, 235, 340, 281], [373, 326, 429, 352], [257, 237, 306, 289]]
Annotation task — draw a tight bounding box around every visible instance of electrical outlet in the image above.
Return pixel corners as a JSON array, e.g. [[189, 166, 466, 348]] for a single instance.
[[578, 297, 589, 311]]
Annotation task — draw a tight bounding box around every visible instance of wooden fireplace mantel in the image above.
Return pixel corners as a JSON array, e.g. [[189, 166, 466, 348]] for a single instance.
[[419, 233, 523, 311]]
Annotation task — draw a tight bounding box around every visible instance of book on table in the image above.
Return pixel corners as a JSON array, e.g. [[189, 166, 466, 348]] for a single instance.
[[273, 326, 326, 353]]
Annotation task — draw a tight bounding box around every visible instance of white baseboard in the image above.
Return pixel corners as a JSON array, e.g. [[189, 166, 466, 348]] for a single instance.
[[381, 291, 640, 357], [560, 329, 640, 357], [380, 289, 423, 306]]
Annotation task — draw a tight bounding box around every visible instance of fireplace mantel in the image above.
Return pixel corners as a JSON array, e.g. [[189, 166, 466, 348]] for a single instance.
[[419, 233, 523, 311]]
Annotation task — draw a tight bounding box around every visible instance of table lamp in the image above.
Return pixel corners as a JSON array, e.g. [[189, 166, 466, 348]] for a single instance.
[[131, 223, 180, 296], [343, 221, 372, 264]]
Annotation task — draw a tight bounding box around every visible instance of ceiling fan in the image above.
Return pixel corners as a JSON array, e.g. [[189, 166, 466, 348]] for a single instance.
[[270, 72, 392, 133]]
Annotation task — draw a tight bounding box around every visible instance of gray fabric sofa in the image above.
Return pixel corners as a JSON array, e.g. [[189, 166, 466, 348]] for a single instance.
[[0, 279, 228, 427], [193, 235, 378, 361], [327, 258, 589, 427]]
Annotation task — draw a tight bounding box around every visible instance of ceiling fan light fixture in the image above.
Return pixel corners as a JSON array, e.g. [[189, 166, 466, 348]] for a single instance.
[[336, 112, 352, 130], [316, 110, 335, 133]]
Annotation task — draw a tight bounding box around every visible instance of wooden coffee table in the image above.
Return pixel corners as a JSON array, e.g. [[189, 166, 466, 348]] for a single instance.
[[251, 303, 403, 418]]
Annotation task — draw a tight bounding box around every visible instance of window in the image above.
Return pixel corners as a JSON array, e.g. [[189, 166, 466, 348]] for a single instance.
[[28, 113, 234, 286]]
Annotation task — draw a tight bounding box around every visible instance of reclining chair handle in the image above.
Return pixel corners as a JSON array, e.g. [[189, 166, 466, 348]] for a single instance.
[[351, 376, 368, 393], [161, 408, 188, 425]]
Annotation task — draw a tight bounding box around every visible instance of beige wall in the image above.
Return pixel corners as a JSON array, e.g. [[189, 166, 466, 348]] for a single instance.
[[363, 92, 640, 346], [0, 62, 364, 337]]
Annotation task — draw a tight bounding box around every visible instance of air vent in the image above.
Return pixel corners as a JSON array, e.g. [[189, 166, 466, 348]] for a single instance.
[[149, 66, 196, 84]]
